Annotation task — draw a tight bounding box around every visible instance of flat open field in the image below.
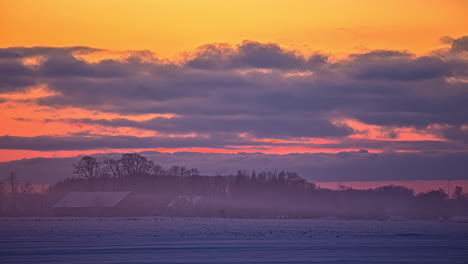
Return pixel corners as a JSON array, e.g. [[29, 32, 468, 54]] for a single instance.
[[1, 217, 467, 263]]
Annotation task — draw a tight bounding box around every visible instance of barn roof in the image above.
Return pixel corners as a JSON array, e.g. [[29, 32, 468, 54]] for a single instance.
[[168, 195, 203, 208], [53, 191, 131, 208]]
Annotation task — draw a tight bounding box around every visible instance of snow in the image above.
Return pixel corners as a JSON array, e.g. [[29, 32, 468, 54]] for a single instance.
[[0, 217, 467, 263], [53, 192, 131, 208]]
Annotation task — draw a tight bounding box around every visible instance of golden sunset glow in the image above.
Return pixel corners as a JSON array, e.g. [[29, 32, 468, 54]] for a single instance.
[[2, 0, 467, 58]]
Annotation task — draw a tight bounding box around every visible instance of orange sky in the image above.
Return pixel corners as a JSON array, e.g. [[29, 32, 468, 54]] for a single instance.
[[1, 0, 467, 58]]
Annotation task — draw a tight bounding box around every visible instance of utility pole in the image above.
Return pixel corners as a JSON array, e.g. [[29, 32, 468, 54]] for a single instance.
[[0, 180, 4, 215], [9, 171, 17, 215], [447, 177, 451, 199]]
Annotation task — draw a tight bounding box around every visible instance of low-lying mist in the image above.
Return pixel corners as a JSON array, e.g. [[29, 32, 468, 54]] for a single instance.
[[1, 153, 467, 219]]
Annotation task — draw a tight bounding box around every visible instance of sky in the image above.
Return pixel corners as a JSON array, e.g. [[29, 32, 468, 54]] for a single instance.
[[0, 0, 468, 181]]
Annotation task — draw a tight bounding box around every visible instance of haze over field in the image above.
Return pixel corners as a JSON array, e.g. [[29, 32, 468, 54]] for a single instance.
[[1, 153, 466, 219]]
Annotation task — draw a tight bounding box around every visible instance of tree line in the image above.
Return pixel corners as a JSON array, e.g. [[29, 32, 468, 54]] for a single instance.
[[65, 153, 307, 192], [1, 153, 467, 219]]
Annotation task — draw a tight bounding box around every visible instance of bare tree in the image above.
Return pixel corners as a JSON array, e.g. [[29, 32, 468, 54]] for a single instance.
[[20, 182, 34, 195], [189, 168, 200, 177], [167, 165, 198, 178], [104, 159, 123, 191], [286, 171, 306, 185], [251, 170, 257, 182], [120, 153, 154, 177], [258, 171, 267, 183], [152, 164, 165, 177], [235, 170, 248, 183], [167, 165, 182, 177], [278, 171, 286, 182], [73, 156, 101, 181], [453, 186, 464, 200]]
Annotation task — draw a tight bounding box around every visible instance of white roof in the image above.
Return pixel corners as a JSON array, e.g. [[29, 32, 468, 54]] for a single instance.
[[168, 195, 203, 207], [53, 191, 131, 208]]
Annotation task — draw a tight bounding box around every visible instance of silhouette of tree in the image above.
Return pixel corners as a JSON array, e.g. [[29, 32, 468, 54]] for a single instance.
[[103, 159, 123, 190], [258, 171, 267, 183], [120, 153, 154, 177], [417, 189, 448, 201], [14, 152, 466, 219], [73, 156, 101, 181], [20, 182, 33, 195], [167, 165, 181, 177], [167, 165, 198, 178], [189, 168, 200, 177], [152, 164, 165, 177], [286, 171, 305, 185], [251, 170, 257, 182], [453, 186, 464, 200], [235, 170, 248, 183]]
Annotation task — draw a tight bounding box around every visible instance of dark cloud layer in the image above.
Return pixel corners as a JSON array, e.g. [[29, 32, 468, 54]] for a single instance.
[[0, 37, 467, 153], [0, 134, 464, 154], [451, 36, 468, 52], [0, 134, 254, 151], [45, 115, 351, 138], [186, 41, 313, 70], [0, 60, 37, 91]]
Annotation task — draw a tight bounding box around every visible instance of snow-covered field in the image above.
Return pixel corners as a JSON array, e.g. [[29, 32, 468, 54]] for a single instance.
[[1, 217, 467, 263]]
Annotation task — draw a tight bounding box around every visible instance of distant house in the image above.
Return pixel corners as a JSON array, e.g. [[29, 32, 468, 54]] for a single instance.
[[168, 195, 204, 209], [53, 191, 131, 216], [166, 195, 227, 217]]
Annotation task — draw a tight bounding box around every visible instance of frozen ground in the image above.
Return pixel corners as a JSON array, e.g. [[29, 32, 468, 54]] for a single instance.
[[1, 217, 467, 263]]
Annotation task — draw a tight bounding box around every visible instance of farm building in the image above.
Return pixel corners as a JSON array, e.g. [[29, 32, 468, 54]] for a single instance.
[[168, 195, 204, 209], [53, 191, 132, 216], [53, 191, 175, 216]]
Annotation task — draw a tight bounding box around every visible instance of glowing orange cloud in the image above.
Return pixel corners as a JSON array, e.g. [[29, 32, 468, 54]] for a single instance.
[[0, 85, 57, 101], [252, 137, 340, 144], [0, 85, 176, 138], [154, 146, 384, 155], [333, 119, 447, 142]]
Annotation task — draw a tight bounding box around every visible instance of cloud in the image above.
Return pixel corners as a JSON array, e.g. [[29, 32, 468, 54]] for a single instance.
[[353, 56, 455, 81], [349, 50, 412, 62], [0, 38, 467, 155], [0, 60, 37, 91], [451, 35, 468, 52], [0, 46, 101, 59], [0, 134, 249, 151], [187, 40, 321, 70], [38, 55, 129, 78], [0, 49, 22, 59], [47, 115, 351, 139], [0, 132, 462, 153], [236, 40, 307, 69]]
